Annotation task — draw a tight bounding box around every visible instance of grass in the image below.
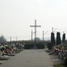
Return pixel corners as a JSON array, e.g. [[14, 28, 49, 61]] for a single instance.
[[54, 63, 65, 67], [0, 58, 9, 60], [45, 50, 50, 53], [0, 63, 2, 65], [45, 46, 47, 48]]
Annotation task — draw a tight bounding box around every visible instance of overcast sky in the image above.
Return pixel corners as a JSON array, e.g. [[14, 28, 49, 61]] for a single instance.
[[0, 0, 67, 41]]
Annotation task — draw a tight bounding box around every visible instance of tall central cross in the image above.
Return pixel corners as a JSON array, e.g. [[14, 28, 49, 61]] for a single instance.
[[30, 20, 41, 47]]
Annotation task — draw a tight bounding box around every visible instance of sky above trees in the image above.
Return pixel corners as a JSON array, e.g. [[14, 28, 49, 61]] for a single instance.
[[0, 0, 67, 41]]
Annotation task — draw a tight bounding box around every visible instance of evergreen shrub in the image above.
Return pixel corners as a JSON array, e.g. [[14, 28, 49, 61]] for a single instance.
[[24, 44, 34, 49], [36, 43, 44, 49], [47, 42, 53, 49]]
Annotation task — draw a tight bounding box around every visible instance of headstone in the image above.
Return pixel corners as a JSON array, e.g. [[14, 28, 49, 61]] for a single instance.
[[0, 56, 9, 60]]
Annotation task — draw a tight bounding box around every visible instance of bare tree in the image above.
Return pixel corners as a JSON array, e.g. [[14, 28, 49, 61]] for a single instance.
[[0, 35, 7, 42]]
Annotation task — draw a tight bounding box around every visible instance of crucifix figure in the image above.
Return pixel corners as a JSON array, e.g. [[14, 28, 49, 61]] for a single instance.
[[30, 20, 41, 48]]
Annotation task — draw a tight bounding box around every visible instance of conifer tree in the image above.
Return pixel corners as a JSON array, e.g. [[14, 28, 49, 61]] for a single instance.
[[51, 32, 55, 46], [56, 32, 61, 45], [62, 33, 65, 43]]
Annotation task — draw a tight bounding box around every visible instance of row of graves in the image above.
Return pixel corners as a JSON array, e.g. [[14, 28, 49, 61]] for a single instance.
[[49, 43, 67, 61], [0, 43, 23, 60]]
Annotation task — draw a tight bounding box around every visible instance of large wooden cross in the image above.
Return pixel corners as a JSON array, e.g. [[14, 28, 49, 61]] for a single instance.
[[30, 20, 41, 47]]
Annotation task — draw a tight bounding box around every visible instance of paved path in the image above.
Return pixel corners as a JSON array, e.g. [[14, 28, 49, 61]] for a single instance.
[[0, 49, 54, 67]]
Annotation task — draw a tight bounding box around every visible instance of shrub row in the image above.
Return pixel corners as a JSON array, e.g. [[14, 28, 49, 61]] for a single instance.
[[36, 43, 44, 49], [24, 44, 34, 49], [24, 43, 44, 49]]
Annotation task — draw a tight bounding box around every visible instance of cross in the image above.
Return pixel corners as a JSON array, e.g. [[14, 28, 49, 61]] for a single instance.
[[31, 30, 37, 41], [30, 20, 41, 48]]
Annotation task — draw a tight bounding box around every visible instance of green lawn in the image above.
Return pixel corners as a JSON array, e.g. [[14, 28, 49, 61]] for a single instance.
[[54, 63, 65, 67], [0, 63, 2, 65]]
